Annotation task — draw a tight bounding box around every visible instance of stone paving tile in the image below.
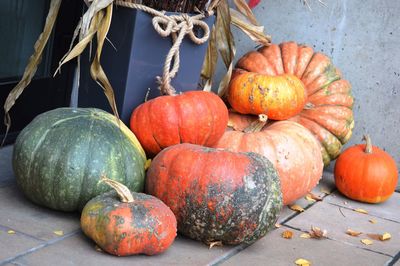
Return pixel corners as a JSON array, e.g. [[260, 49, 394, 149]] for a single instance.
[[325, 191, 400, 223], [286, 201, 400, 257], [0, 185, 80, 242], [12, 232, 238, 266], [0, 146, 14, 187], [221, 226, 392, 266], [0, 226, 43, 262]]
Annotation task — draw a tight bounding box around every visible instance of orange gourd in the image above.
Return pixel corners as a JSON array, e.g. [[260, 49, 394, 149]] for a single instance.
[[213, 111, 323, 205], [334, 135, 398, 203], [229, 42, 354, 165]]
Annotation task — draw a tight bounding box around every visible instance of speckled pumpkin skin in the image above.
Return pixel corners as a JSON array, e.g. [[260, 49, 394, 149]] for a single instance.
[[145, 144, 282, 245], [81, 191, 177, 256], [12, 108, 147, 212]]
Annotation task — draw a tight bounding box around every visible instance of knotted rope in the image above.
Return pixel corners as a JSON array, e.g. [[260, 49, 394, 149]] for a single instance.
[[115, 1, 213, 95]]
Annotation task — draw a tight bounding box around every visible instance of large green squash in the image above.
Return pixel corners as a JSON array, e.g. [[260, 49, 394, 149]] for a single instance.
[[13, 108, 147, 212]]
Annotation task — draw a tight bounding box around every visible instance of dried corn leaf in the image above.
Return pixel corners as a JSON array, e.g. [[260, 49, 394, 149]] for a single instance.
[[7, 230, 16, 235], [346, 229, 362, 237], [354, 208, 368, 214], [309, 226, 327, 239], [53, 230, 64, 236], [232, 0, 258, 25], [361, 239, 373, 245], [229, 8, 271, 46], [300, 233, 311, 239], [281, 230, 294, 239], [201, 24, 218, 91], [379, 233, 391, 241], [290, 204, 305, 212], [3, 0, 62, 144], [81, 0, 113, 37], [295, 258, 311, 266]]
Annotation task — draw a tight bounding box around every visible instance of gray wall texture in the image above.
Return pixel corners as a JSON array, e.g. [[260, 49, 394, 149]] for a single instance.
[[218, 0, 399, 180]]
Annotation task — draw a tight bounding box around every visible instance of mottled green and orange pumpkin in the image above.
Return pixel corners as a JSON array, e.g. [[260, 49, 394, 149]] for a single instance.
[[146, 143, 282, 245], [81, 177, 177, 256], [13, 108, 147, 212], [213, 111, 323, 205], [130, 91, 229, 157], [228, 41, 354, 165]]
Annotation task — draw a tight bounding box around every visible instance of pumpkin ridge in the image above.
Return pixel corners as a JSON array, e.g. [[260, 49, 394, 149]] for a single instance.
[[198, 94, 214, 145]]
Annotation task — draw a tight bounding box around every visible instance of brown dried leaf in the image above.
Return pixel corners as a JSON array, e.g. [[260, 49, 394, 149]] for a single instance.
[[307, 192, 323, 201], [300, 233, 311, 239], [361, 239, 373, 245], [201, 24, 218, 91], [369, 219, 377, 224], [53, 230, 64, 236], [281, 230, 294, 239], [232, 0, 258, 25], [208, 241, 223, 249], [7, 230, 15, 235], [379, 232, 391, 241], [346, 229, 362, 237], [309, 226, 327, 239], [295, 258, 311, 266], [290, 204, 305, 212], [367, 234, 381, 241], [354, 208, 368, 214], [3, 0, 62, 144], [320, 188, 331, 194]]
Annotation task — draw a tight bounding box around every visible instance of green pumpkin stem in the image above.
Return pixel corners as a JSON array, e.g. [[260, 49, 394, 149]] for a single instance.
[[100, 176, 134, 203], [244, 114, 268, 133], [362, 135, 373, 154]]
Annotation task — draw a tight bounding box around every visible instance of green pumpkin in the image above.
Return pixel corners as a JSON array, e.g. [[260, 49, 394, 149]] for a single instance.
[[12, 108, 147, 212]]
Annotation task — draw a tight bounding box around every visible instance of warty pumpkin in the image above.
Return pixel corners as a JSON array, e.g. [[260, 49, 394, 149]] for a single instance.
[[130, 90, 228, 157], [81, 177, 177, 256], [13, 108, 147, 212], [145, 143, 282, 245], [213, 111, 323, 205], [230, 41, 354, 165], [334, 135, 398, 203]]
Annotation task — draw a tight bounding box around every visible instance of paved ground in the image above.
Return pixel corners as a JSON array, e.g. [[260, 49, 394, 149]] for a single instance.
[[0, 145, 399, 266]]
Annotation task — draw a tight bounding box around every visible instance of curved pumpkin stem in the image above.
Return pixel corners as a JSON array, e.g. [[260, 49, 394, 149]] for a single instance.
[[244, 114, 268, 133], [362, 135, 373, 154], [100, 176, 134, 203]]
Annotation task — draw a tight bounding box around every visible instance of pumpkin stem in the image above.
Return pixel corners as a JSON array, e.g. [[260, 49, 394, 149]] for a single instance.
[[99, 176, 134, 203], [244, 114, 268, 133], [362, 135, 373, 154]]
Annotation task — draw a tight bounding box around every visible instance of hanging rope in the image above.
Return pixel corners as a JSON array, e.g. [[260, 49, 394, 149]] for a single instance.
[[115, 1, 213, 95]]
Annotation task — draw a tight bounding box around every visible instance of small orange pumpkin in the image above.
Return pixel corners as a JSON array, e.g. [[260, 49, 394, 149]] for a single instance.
[[334, 135, 398, 203]]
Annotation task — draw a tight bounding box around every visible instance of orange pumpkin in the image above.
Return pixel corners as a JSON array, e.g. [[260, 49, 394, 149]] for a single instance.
[[230, 42, 354, 165], [213, 111, 323, 205], [334, 135, 398, 203]]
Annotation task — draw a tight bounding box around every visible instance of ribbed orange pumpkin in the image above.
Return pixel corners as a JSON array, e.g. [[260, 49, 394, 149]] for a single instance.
[[130, 91, 228, 157], [230, 42, 354, 165], [213, 111, 323, 205], [334, 135, 398, 203]]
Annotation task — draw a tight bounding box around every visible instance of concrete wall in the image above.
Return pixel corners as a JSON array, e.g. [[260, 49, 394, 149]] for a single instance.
[[219, 0, 399, 179]]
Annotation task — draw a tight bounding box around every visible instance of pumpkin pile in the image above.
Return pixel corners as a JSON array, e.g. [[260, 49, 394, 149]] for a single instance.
[[11, 41, 361, 256]]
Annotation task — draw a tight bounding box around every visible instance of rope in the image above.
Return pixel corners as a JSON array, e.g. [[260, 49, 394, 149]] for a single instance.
[[115, 1, 213, 95]]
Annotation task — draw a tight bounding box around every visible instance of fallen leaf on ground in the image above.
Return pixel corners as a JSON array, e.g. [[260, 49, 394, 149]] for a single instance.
[[367, 234, 381, 241], [361, 239, 373, 245], [354, 208, 368, 214], [295, 258, 311, 266], [53, 230, 64, 236], [369, 219, 377, 224], [346, 229, 362, 237], [320, 188, 331, 194], [307, 192, 323, 201], [379, 233, 391, 241], [309, 226, 327, 239], [208, 241, 223, 249], [281, 230, 294, 239], [275, 223, 281, 228], [7, 230, 15, 234], [300, 233, 311, 239], [95, 245, 103, 252], [290, 204, 305, 212]]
